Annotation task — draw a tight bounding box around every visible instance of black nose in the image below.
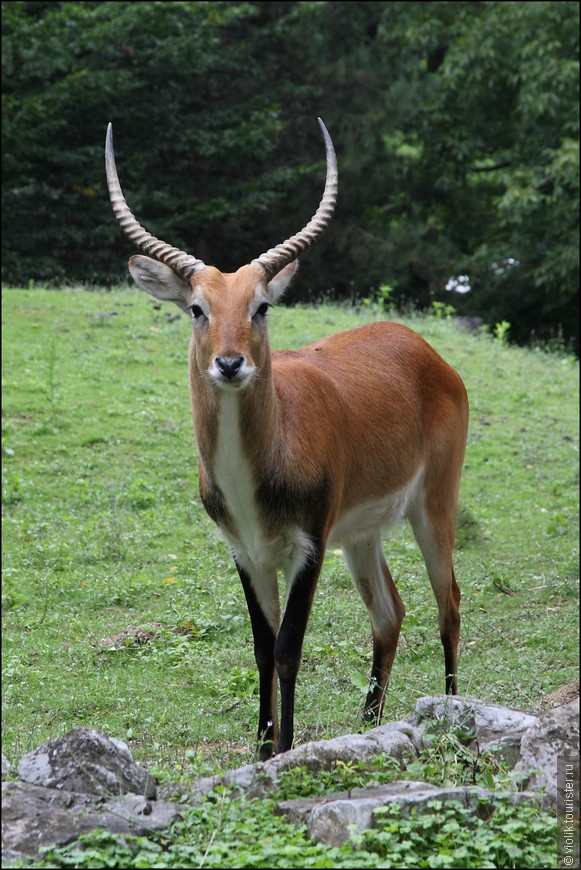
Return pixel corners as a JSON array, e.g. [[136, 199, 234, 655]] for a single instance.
[[216, 355, 244, 380]]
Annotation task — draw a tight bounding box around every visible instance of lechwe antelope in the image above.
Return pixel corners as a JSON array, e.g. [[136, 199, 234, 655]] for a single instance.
[[106, 118, 469, 759]]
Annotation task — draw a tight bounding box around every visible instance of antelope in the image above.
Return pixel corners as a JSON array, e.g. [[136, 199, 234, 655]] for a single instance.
[[105, 118, 469, 759]]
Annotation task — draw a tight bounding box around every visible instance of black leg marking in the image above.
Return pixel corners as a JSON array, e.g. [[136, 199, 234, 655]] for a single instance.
[[443, 571, 461, 695], [362, 634, 400, 724], [236, 562, 278, 760], [274, 544, 323, 755]]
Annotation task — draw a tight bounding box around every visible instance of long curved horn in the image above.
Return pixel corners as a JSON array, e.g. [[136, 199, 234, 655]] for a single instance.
[[105, 123, 206, 281], [252, 117, 338, 281]]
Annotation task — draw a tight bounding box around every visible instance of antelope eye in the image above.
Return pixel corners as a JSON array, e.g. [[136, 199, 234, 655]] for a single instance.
[[189, 304, 206, 320], [253, 302, 271, 320]]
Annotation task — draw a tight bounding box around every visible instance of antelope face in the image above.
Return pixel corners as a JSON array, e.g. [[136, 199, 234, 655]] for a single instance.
[[189, 264, 272, 392], [126, 256, 297, 393]]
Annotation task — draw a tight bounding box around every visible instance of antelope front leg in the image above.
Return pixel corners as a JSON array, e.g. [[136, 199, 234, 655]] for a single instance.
[[274, 546, 324, 754], [236, 562, 280, 760]]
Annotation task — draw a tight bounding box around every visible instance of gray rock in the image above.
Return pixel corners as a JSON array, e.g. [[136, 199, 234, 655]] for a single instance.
[[307, 782, 441, 846], [293, 722, 421, 769], [177, 720, 419, 802], [412, 694, 539, 771], [180, 760, 269, 802], [412, 695, 538, 750], [514, 699, 580, 806], [278, 780, 538, 847], [17, 727, 156, 799], [105, 793, 183, 830], [2, 780, 183, 859], [278, 780, 442, 838]]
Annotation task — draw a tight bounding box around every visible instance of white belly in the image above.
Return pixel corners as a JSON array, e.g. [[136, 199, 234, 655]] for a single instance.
[[329, 466, 424, 547]]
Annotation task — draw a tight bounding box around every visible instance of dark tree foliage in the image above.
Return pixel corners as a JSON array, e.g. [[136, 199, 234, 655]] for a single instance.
[[2, 1, 314, 283], [2, 1, 579, 349], [293, 1, 579, 348]]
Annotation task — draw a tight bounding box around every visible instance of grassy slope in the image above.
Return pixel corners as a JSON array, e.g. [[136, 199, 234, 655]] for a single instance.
[[2, 286, 579, 783]]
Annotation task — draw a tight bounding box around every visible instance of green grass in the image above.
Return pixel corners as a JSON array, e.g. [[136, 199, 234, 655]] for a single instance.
[[2, 285, 579, 781], [2, 289, 578, 779], [2, 286, 577, 868]]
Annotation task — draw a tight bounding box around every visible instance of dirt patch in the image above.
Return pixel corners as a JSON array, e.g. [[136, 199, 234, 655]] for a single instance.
[[93, 624, 164, 650], [542, 680, 579, 708]]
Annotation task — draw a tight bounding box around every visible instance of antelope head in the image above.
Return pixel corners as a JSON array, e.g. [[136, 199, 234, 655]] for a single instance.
[[105, 119, 338, 392]]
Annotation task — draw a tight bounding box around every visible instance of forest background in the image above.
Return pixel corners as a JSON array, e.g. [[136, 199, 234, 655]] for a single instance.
[[2, 0, 579, 351]]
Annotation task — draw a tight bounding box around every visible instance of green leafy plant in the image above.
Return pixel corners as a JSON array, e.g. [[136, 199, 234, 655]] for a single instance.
[[362, 282, 396, 315], [494, 320, 511, 345], [431, 301, 457, 320], [16, 789, 557, 869], [358, 797, 557, 868], [276, 754, 402, 801]]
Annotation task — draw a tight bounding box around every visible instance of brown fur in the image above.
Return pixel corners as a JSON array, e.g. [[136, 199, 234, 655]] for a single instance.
[[128, 258, 469, 756]]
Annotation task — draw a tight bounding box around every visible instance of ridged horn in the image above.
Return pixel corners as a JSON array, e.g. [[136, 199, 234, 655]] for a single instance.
[[252, 117, 338, 280], [105, 123, 206, 281]]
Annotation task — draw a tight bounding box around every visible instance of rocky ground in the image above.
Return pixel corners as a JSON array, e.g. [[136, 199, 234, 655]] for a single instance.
[[2, 690, 579, 862]]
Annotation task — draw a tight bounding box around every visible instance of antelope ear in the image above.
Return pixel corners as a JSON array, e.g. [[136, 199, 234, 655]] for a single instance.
[[128, 255, 192, 310], [266, 260, 299, 304]]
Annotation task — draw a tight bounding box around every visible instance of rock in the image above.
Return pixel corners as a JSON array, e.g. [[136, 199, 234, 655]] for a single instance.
[[2, 780, 183, 858], [412, 695, 538, 767], [412, 695, 538, 747], [17, 727, 156, 799], [278, 781, 536, 847], [3, 697, 579, 858], [514, 699, 580, 807], [279, 780, 443, 844], [174, 719, 420, 802]]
